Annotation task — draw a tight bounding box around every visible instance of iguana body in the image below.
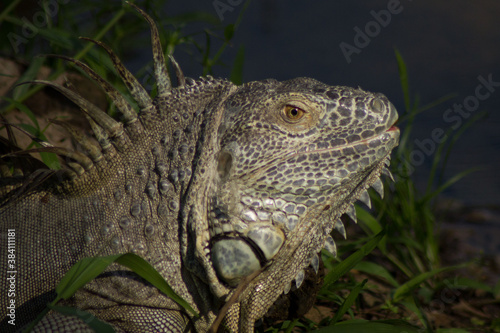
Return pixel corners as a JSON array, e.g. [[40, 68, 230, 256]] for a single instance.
[[0, 4, 399, 332]]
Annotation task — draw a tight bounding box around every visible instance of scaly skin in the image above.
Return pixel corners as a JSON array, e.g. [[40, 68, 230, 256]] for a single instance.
[[0, 4, 399, 332]]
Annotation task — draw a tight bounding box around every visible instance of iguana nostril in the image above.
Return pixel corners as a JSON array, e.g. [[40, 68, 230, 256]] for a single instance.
[[370, 97, 385, 113], [388, 101, 399, 125]]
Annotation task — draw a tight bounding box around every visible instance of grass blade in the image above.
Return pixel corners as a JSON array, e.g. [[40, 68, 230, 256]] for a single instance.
[[55, 255, 120, 299], [54, 253, 198, 317], [12, 56, 46, 100], [115, 253, 198, 317], [392, 264, 466, 302], [354, 261, 399, 288], [322, 230, 385, 291], [331, 279, 367, 325], [394, 48, 410, 112], [230, 44, 245, 85]]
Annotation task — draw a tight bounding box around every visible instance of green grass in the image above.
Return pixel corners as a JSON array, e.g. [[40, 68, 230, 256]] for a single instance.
[[1, 1, 497, 332]]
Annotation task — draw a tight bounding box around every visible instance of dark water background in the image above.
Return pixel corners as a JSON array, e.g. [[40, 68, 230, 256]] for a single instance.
[[161, 0, 500, 207]]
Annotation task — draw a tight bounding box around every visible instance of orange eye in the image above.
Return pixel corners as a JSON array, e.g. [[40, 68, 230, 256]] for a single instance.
[[283, 105, 305, 121]]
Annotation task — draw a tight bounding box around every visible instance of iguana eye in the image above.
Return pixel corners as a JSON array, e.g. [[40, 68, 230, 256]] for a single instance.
[[283, 105, 305, 122]]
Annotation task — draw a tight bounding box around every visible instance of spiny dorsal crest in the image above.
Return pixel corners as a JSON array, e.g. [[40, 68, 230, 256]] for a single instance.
[[0, 2, 231, 204]]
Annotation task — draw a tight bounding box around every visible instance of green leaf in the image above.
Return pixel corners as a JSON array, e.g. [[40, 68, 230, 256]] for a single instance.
[[48, 305, 115, 332], [495, 280, 500, 297], [37, 27, 77, 50], [11, 120, 61, 169], [16, 123, 40, 137], [230, 44, 245, 85], [114, 253, 198, 317], [224, 24, 235, 41], [282, 318, 300, 333], [392, 264, 465, 302], [54, 253, 198, 317], [422, 168, 479, 203], [354, 261, 399, 288], [454, 277, 494, 294], [12, 56, 46, 100], [39, 151, 61, 170], [355, 205, 382, 235], [55, 255, 120, 300], [322, 230, 386, 291], [331, 279, 367, 325], [23, 256, 119, 332], [394, 48, 410, 112], [1, 96, 39, 130], [0, 0, 23, 24]]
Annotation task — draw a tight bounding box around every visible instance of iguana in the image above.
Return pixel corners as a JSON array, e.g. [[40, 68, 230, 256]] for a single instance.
[[0, 3, 399, 332]]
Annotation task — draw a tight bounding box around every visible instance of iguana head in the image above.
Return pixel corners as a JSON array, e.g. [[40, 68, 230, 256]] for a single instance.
[[199, 77, 399, 325]]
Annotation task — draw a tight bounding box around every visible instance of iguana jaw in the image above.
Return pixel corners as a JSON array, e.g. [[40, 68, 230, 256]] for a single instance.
[[207, 124, 399, 285]]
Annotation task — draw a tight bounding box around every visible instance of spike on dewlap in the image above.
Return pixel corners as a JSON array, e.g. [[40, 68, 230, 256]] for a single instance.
[[310, 253, 320, 274], [324, 235, 337, 257], [345, 204, 357, 223], [358, 190, 371, 209], [333, 219, 346, 239], [372, 178, 385, 198], [294, 270, 305, 289], [382, 167, 395, 182]]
